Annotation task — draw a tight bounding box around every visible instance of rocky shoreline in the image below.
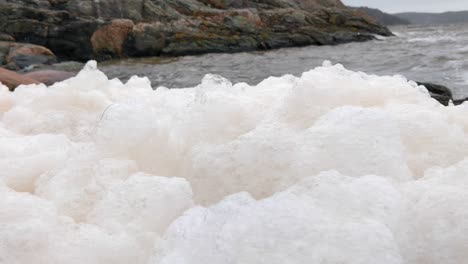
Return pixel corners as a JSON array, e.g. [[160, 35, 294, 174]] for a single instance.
[[0, 0, 395, 92], [0, 0, 391, 65], [0, 0, 464, 106]]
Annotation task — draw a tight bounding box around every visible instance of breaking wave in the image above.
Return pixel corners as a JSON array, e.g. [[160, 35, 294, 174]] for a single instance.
[[1, 61, 467, 264]]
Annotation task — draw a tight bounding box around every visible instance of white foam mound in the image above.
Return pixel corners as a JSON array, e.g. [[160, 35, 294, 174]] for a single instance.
[[1, 61, 467, 264]]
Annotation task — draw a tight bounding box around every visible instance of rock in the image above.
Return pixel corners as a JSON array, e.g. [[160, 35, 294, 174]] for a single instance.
[[0, 2, 98, 60], [63, 0, 146, 20], [416, 82, 453, 106], [91, 19, 135, 59], [0, 0, 393, 61], [0, 33, 14, 41], [123, 23, 166, 57], [413, 81, 468, 106], [0, 42, 57, 69], [47, 19, 102, 61], [23, 70, 75, 85], [0, 67, 40, 91], [48, 0, 69, 5], [5, 0, 51, 8], [7, 44, 55, 61], [0, 42, 10, 65], [0, 3, 67, 44], [453, 98, 468, 105]]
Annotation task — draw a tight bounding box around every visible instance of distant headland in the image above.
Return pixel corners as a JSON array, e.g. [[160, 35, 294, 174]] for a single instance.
[[354, 7, 468, 26]]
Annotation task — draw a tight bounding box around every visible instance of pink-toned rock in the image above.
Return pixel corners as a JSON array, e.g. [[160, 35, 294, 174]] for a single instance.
[[24, 70, 76, 86], [0, 41, 57, 69], [0, 68, 40, 91], [91, 19, 135, 57], [6, 44, 55, 62]]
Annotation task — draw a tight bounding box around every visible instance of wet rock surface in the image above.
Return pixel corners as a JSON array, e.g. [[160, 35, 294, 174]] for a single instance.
[[416, 81, 453, 106], [0, 41, 57, 70], [0, 67, 40, 90], [413, 81, 468, 106], [0, 67, 76, 90], [23, 70, 76, 86], [0, 0, 392, 61]]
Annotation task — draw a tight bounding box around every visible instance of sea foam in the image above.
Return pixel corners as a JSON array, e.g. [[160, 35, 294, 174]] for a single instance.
[[1, 61, 467, 264]]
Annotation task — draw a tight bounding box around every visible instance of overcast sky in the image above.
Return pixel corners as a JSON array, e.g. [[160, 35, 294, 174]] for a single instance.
[[342, 0, 468, 13]]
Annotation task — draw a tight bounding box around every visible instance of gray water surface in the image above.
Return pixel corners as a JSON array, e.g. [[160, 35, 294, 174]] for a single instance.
[[101, 23, 468, 99]]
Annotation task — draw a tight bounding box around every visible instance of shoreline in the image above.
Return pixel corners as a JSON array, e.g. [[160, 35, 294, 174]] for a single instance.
[[0, 0, 391, 63], [0, 60, 464, 106]]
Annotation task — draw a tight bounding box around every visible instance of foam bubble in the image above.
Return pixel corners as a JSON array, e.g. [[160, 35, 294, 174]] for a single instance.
[[1, 61, 467, 263]]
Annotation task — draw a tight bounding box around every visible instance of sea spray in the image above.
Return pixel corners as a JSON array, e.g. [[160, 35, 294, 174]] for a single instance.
[[0, 61, 467, 264]]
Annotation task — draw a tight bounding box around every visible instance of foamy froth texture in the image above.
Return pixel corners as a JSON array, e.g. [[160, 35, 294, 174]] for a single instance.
[[0, 61, 467, 264]]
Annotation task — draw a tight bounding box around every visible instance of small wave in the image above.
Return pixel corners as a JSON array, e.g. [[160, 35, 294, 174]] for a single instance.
[[407, 35, 458, 43]]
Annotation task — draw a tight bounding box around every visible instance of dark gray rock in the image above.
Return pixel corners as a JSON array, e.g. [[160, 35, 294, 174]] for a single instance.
[[453, 98, 468, 105], [0, 33, 14, 41], [47, 19, 102, 61], [417, 81, 453, 106]]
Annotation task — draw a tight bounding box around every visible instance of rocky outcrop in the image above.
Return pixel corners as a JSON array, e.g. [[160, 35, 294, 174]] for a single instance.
[[0, 0, 392, 61], [0, 0, 102, 61]]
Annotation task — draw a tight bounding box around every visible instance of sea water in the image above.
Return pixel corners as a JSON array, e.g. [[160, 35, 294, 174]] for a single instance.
[[101, 23, 468, 99]]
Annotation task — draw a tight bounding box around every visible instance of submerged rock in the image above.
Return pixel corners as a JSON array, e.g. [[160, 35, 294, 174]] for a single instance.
[[0, 68, 75, 90], [0, 0, 392, 61], [24, 60, 85, 72], [23, 70, 76, 86]]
